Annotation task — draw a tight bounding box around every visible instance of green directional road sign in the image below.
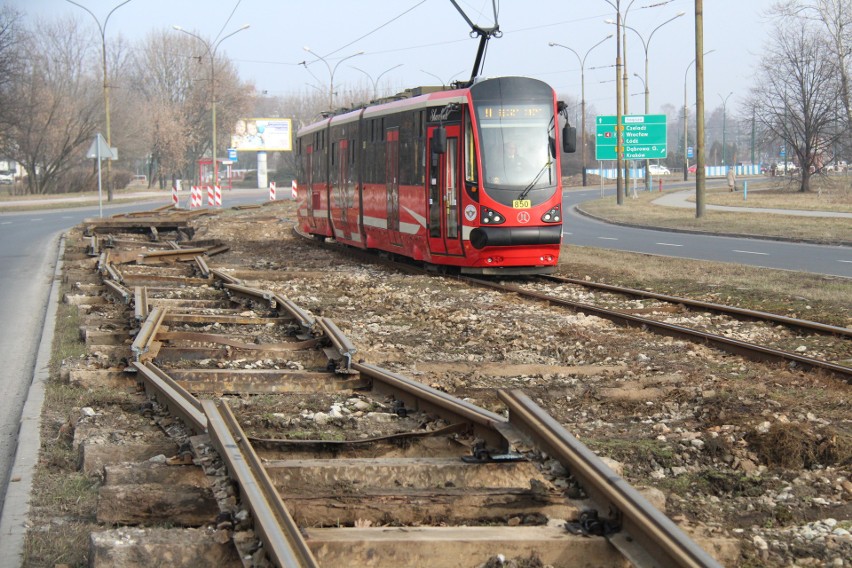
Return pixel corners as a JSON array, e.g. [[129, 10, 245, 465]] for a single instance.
[[595, 114, 667, 160]]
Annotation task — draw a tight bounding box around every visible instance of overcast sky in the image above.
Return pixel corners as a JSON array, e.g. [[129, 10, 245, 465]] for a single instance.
[[12, 0, 781, 119]]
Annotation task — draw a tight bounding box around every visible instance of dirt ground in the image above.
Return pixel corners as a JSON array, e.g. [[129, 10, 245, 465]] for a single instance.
[[25, 199, 851, 567], [189, 201, 851, 567]]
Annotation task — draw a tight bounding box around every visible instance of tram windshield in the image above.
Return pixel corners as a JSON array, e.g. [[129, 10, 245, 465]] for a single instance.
[[476, 102, 557, 204]]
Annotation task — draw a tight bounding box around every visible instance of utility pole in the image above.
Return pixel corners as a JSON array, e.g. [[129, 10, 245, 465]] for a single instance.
[[695, 0, 706, 218]]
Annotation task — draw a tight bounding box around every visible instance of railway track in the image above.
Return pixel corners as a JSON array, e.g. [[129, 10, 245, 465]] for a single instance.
[[52, 207, 738, 567], [293, 230, 850, 381], [462, 276, 851, 382]]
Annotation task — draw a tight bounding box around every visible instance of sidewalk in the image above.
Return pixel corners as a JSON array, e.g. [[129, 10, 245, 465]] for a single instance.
[[653, 190, 852, 219], [0, 190, 164, 208], [0, 187, 272, 210]]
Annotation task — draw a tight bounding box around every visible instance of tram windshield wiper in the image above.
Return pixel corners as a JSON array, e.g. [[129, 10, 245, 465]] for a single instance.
[[517, 160, 552, 201]]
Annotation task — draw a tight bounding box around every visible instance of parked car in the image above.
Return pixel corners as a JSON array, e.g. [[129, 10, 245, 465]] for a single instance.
[[688, 164, 698, 174], [648, 164, 671, 176], [775, 162, 798, 174], [825, 160, 847, 173], [0, 171, 14, 184]]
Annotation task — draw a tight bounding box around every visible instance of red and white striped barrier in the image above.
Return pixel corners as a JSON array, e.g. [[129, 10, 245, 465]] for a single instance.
[[172, 185, 178, 207], [207, 185, 214, 206], [269, 181, 276, 201], [214, 185, 222, 207], [291, 179, 297, 200], [189, 186, 202, 209]]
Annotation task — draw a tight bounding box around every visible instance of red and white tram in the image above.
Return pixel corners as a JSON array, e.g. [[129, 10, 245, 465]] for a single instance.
[[295, 76, 576, 274]]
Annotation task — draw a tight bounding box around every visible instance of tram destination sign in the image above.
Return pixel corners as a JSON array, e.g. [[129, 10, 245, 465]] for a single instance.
[[595, 114, 667, 160]]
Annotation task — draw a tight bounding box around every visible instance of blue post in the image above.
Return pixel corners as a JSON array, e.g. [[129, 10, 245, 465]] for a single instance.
[[744, 180, 748, 201]]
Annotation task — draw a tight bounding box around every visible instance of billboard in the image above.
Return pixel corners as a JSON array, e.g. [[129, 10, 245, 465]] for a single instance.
[[231, 117, 292, 152]]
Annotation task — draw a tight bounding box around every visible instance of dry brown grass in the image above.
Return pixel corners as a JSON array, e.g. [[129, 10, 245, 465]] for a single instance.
[[577, 187, 851, 244], [558, 246, 852, 327]]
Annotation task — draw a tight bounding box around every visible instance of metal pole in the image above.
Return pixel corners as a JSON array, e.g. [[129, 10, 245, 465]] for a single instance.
[[616, 4, 624, 204], [304, 48, 364, 109], [549, 37, 611, 187], [695, 0, 706, 218], [96, 133, 103, 218], [65, 0, 131, 202], [174, 25, 249, 186], [719, 92, 732, 167], [352, 64, 403, 100]]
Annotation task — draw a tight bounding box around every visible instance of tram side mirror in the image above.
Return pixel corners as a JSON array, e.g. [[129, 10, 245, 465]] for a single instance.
[[562, 125, 577, 154], [432, 127, 447, 155]]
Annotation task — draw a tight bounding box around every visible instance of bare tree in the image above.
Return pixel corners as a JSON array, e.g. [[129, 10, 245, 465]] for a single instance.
[[128, 30, 253, 186], [747, 21, 843, 191], [773, 0, 852, 156], [5, 16, 101, 194], [0, 7, 25, 160]]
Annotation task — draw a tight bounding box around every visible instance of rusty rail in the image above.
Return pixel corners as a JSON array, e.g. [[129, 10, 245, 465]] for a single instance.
[[499, 389, 722, 568], [202, 399, 319, 568]]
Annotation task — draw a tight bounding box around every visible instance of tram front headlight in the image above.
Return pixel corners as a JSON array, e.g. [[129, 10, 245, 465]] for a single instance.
[[480, 207, 505, 225], [542, 205, 561, 223]]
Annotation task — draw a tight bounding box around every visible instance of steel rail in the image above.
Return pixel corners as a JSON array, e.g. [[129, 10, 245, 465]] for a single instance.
[[317, 317, 357, 371], [541, 275, 851, 338], [352, 361, 514, 448], [498, 389, 722, 568], [209, 267, 242, 286], [134, 286, 149, 321], [273, 294, 316, 331], [194, 255, 210, 278], [465, 277, 852, 382], [104, 262, 123, 284], [224, 282, 276, 306], [86, 235, 99, 257], [131, 361, 207, 433], [103, 279, 131, 303], [131, 306, 167, 360], [138, 247, 212, 262], [208, 268, 317, 332], [202, 399, 319, 568]]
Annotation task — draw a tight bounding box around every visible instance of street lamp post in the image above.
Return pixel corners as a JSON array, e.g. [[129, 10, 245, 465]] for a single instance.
[[601, 0, 626, 204], [620, 12, 685, 191], [548, 35, 612, 187], [719, 91, 733, 167], [303, 48, 365, 110], [682, 50, 715, 181], [419, 69, 465, 89], [173, 24, 250, 185], [352, 63, 403, 101], [66, 0, 131, 200]]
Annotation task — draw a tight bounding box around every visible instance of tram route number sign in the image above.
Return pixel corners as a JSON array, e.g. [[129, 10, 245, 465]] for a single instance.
[[595, 114, 667, 161]]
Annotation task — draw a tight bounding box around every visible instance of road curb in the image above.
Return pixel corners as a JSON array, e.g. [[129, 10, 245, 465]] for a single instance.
[[0, 233, 65, 567]]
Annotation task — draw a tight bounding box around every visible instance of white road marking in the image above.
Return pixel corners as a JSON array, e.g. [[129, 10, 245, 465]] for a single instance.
[[598, 237, 618, 241], [838, 260, 852, 264], [656, 242, 683, 247], [1, 221, 11, 225], [732, 249, 769, 256], [30, 218, 43, 222]]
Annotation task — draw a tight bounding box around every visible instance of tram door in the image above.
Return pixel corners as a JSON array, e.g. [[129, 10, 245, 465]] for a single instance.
[[427, 124, 463, 256], [336, 139, 351, 239], [386, 128, 401, 246], [305, 144, 317, 230]]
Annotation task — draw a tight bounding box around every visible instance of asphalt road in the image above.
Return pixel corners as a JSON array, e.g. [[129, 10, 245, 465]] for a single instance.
[[562, 187, 852, 279]]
